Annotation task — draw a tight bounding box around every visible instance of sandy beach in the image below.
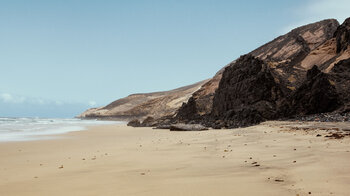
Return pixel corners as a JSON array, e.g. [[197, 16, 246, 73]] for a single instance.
[[0, 122, 350, 196]]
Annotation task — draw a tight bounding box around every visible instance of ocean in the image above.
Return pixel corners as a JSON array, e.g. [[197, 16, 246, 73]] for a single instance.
[[0, 117, 123, 142]]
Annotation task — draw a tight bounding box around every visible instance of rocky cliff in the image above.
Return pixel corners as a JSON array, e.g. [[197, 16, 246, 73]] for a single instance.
[[80, 17, 350, 128], [175, 19, 340, 120], [175, 17, 350, 128], [210, 55, 284, 128]]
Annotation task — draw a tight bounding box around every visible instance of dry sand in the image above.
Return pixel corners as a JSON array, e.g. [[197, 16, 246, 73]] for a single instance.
[[0, 121, 350, 196]]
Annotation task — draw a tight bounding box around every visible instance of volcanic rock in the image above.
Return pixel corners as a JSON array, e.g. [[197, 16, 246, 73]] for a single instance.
[[210, 55, 284, 128], [334, 18, 350, 53], [127, 119, 141, 127], [287, 65, 340, 115]]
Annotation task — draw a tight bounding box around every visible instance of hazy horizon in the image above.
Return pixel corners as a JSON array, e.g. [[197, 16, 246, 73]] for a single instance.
[[1, 0, 349, 118]]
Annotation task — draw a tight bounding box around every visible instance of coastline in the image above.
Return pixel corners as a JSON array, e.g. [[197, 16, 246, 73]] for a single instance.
[[0, 118, 122, 142], [0, 122, 350, 196]]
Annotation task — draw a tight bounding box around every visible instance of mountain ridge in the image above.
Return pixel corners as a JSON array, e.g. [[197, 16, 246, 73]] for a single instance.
[[79, 17, 350, 128]]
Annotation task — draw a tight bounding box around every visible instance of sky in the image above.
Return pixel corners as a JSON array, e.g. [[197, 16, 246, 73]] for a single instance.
[[0, 0, 349, 118]]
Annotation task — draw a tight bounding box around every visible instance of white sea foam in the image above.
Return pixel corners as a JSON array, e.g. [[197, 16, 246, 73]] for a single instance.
[[0, 117, 124, 142]]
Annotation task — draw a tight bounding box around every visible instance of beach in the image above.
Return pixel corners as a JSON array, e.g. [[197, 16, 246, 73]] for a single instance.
[[0, 122, 350, 196]]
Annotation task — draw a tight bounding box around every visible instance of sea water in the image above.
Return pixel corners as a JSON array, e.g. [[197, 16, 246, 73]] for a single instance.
[[0, 117, 123, 142]]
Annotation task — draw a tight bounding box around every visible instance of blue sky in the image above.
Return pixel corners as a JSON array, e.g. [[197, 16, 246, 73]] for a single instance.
[[0, 0, 349, 118]]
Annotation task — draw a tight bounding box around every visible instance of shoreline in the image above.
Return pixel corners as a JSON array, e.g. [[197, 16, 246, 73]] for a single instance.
[[0, 118, 124, 143], [0, 122, 349, 195]]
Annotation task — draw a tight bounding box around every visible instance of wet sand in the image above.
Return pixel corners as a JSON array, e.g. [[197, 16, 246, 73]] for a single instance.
[[0, 122, 350, 196]]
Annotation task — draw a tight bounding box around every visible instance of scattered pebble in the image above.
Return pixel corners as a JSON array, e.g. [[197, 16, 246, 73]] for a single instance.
[[58, 165, 64, 169]]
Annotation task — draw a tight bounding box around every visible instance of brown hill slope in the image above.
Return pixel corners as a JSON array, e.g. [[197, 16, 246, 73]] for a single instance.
[[77, 80, 208, 121]]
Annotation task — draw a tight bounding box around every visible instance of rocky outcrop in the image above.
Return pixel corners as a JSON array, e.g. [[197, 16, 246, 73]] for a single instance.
[[287, 65, 340, 115], [127, 119, 141, 127], [209, 55, 284, 128], [205, 57, 343, 128], [330, 58, 350, 110], [334, 18, 350, 53], [176, 19, 340, 121], [77, 80, 208, 121], [175, 66, 226, 121]]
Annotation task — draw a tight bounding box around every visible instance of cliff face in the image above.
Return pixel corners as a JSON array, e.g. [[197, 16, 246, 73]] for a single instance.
[[210, 55, 284, 128], [334, 18, 350, 53], [173, 17, 350, 128], [77, 80, 208, 121], [175, 19, 340, 120], [80, 17, 350, 127], [206, 18, 350, 128], [287, 65, 340, 115]]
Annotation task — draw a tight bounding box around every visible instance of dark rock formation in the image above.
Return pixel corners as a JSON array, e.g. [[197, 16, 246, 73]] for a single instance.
[[210, 55, 284, 128], [200, 57, 345, 128], [175, 67, 225, 122], [332, 58, 350, 73], [288, 65, 340, 115], [330, 58, 350, 110], [175, 97, 200, 122], [127, 119, 141, 127], [334, 18, 350, 53]]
